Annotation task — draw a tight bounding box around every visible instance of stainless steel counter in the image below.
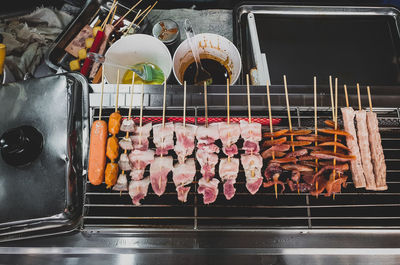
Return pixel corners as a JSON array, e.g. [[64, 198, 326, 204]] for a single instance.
[[1, 230, 400, 264]]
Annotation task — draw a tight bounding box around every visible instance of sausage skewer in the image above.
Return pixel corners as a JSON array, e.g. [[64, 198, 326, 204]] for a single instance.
[[105, 70, 122, 188], [88, 69, 108, 185]]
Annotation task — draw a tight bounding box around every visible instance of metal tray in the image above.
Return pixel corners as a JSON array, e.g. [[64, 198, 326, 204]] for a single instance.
[[234, 5, 400, 86], [45, 0, 149, 73], [0, 73, 89, 242]]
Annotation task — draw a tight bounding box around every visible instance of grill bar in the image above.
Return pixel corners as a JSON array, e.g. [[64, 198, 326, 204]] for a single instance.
[[83, 103, 400, 230]]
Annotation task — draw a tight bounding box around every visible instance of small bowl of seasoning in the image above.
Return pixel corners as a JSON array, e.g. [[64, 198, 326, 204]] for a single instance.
[[152, 19, 180, 53], [172, 33, 241, 85]]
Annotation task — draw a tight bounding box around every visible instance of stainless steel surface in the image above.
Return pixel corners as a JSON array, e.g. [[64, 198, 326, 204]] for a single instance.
[[0, 73, 89, 242], [234, 5, 400, 86], [82, 84, 400, 230]]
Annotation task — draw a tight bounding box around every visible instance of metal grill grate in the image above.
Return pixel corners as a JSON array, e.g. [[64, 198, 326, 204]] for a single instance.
[[83, 104, 400, 230]]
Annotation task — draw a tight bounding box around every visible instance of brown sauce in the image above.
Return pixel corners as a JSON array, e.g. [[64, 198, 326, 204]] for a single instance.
[[183, 58, 230, 85]]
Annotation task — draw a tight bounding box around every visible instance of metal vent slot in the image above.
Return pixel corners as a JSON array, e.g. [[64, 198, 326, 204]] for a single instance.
[[83, 106, 400, 230]]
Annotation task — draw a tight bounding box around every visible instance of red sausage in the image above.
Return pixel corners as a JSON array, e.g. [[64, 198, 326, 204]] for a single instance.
[[88, 120, 107, 185]]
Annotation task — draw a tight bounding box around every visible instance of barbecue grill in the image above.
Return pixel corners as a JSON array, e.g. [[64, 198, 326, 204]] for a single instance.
[[4, 1, 400, 264]]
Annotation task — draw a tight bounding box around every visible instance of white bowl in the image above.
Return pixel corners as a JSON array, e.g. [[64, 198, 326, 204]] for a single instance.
[[173, 33, 241, 85], [104, 34, 172, 84]]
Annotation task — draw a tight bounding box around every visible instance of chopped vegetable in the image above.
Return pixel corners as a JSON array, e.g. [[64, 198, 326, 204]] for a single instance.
[[69, 59, 81, 71], [85, 37, 95, 49], [78, 48, 87, 61]]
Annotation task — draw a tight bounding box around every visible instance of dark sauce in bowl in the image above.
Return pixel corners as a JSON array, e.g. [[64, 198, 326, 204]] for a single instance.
[[183, 58, 230, 85]]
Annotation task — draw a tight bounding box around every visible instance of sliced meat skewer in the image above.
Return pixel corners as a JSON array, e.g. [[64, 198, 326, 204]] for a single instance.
[[356, 83, 376, 190], [129, 177, 151, 206], [219, 158, 240, 199], [241, 75, 263, 195], [197, 82, 220, 204], [366, 86, 387, 190], [341, 84, 366, 189], [172, 158, 196, 202], [150, 156, 173, 196], [174, 82, 198, 164]]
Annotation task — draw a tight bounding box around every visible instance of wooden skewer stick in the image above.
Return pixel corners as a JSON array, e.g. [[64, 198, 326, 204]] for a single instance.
[[204, 81, 208, 128], [226, 78, 231, 163], [266, 80, 277, 199], [344, 84, 349, 108], [283, 75, 298, 194], [115, 69, 120, 113], [110, 2, 118, 25], [160, 78, 167, 159], [183, 81, 187, 128], [113, 0, 143, 26], [332, 78, 339, 200], [139, 83, 144, 145], [99, 65, 105, 120], [329, 76, 335, 122], [314, 76, 319, 198], [357, 83, 362, 111], [136, 1, 158, 27], [367, 86, 373, 112], [121, 73, 136, 177], [123, 9, 142, 35], [283, 75, 294, 152], [246, 74, 252, 123], [101, 0, 118, 30]]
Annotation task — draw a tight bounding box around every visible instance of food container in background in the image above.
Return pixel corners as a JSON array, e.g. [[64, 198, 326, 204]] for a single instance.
[[152, 19, 181, 55], [104, 34, 172, 84], [173, 33, 241, 85]]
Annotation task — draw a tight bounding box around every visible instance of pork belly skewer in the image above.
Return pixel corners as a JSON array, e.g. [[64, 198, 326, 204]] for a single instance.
[[341, 85, 366, 189], [127, 83, 155, 205], [105, 69, 122, 189], [150, 79, 173, 196], [114, 75, 136, 192], [197, 82, 220, 203], [366, 86, 387, 190], [218, 79, 240, 200], [356, 83, 376, 190], [174, 81, 197, 164], [240, 74, 263, 195], [173, 82, 197, 202]]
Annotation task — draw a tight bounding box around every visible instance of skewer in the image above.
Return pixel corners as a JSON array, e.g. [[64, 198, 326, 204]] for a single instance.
[[314, 76, 319, 198], [357, 83, 362, 111], [367, 86, 373, 112], [226, 78, 231, 163], [283, 75, 298, 194], [136, 1, 158, 27], [204, 81, 208, 128], [266, 79, 277, 199], [138, 83, 144, 145], [344, 84, 349, 108], [120, 73, 135, 196], [110, 2, 118, 25], [246, 74, 255, 178], [101, 0, 118, 30], [115, 69, 120, 113], [99, 65, 105, 120], [333, 78, 339, 199], [160, 77, 167, 158], [183, 81, 187, 128], [123, 9, 142, 35], [283, 75, 294, 152], [246, 74, 252, 123], [113, 0, 143, 27]]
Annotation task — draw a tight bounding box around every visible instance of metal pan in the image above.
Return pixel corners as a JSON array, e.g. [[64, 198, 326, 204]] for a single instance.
[[234, 5, 400, 87]]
